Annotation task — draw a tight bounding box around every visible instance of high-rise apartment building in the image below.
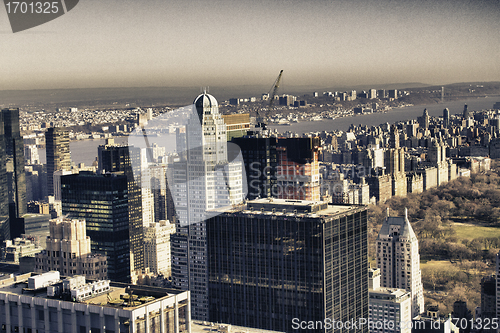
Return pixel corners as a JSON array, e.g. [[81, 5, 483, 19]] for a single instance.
[[45, 127, 71, 197], [443, 108, 450, 128], [368, 268, 412, 333], [376, 209, 424, 318], [276, 137, 321, 201], [61, 172, 131, 282], [143, 220, 176, 277], [171, 93, 245, 321], [97, 143, 144, 274], [388, 89, 398, 100], [479, 275, 496, 322], [34, 216, 107, 280], [221, 113, 251, 140], [207, 199, 368, 333], [3, 108, 26, 238]]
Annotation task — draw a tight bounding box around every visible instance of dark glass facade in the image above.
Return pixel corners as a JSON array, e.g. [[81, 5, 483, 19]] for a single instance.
[[231, 137, 277, 200], [207, 202, 368, 333], [45, 127, 71, 197], [61, 172, 130, 282], [0, 112, 10, 243], [97, 144, 144, 273], [2, 108, 26, 238]]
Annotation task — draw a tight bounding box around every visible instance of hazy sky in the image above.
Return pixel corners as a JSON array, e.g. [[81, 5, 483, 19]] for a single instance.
[[0, 0, 499, 90]]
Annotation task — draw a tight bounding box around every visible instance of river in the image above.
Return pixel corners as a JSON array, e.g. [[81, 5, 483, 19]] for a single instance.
[[38, 136, 129, 166], [269, 96, 500, 134], [37, 96, 500, 166]]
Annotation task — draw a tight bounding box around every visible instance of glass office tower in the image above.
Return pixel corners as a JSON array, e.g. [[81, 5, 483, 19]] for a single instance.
[[97, 144, 144, 274], [2, 108, 26, 238], [45, 127, 71, 197], [207, 199, 368, 333], [61, 172, 130, 282], [0, 112, 10, 243]]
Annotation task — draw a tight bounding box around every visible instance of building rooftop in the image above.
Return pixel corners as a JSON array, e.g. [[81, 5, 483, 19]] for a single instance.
[[235, 198, 365, 218], [369, 288, 411, 301], [191, 321, 284, 333], [377, 208, 417, 241], [0, 272, 183, 310]]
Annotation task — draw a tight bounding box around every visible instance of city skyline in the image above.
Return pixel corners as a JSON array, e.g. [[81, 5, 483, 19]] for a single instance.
[[0, 0, 499, 91]]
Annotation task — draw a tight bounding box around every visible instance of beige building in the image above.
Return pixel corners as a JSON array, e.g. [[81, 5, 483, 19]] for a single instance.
[[140, 157, 156, 225], [3, 238, 42, 263], [369, 268, 412, 333], [376, 209, 424, 318], [0, 271, 191, 333], [144, 220, 176, 277], [35, 217, 107, 280]]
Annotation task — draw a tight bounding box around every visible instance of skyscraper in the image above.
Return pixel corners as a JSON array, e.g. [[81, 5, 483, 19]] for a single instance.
[[207, 199, 368, 333], [418, 109, 430, 130], [376, 208, 424, 318], [61, 172, 130, 282], [97, 143, 144, 275], [479, 275, 496, 322], [143, 220, 176, 276], [0, 112, 10, 243], [463, 104, 470, 119], [231, 136, 278, 200], [443, 108, 450, 128], [2, 108, 26, 238], [390, 124, 400, 149], [45, 127, 71, 197], [171, 93, 245, 320]]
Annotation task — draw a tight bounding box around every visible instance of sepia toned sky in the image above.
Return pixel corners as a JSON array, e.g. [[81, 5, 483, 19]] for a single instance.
[[0, 0, 499, 90]]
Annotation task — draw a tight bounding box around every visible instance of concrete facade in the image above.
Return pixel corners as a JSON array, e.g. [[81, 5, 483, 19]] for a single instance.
[[34, 217, 107, 281], [0, 272, 191, 333]]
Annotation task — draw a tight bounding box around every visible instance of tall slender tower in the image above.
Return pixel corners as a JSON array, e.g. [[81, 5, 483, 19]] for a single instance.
[[422, 109, 430, 130], [0, 112, 10, 242], [97, 144, 144, 275], [376, 208, 424, 318], [171, 93, 244, 320], [443, 108, 450, 128], [45, 127, 71, 197], [2, 108, 26, 238], [463, 104, 470, 119]]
